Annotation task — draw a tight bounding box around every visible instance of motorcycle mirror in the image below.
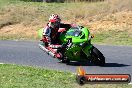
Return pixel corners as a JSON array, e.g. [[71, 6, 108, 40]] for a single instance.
[[91, 35, 94, 38]]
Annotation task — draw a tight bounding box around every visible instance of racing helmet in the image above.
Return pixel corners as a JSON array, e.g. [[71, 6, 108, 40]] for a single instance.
[[49, 14, 61, 28]]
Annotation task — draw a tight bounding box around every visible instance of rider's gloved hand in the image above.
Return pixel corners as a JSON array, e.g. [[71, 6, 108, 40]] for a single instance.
[[62, 38, 72, 48]]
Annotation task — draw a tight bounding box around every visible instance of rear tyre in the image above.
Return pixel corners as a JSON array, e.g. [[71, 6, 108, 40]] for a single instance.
[[91, 46, 105, 66]]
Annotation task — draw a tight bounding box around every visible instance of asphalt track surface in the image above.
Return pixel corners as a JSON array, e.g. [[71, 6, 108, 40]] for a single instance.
[[0, 40, 132, 76]]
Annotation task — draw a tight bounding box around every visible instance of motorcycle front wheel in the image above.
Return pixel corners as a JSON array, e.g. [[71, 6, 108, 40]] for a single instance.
[[91, 46, 105, 66]]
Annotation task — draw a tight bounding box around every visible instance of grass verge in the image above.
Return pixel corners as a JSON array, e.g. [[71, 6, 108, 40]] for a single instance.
[[0, 64, 75, 88], [0, 64, 132, 88], [92, 30, 132, 46]]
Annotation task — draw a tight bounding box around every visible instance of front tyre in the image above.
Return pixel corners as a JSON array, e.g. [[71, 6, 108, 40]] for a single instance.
[[91, 46, 105, 66], [61, 57, 70, 64]]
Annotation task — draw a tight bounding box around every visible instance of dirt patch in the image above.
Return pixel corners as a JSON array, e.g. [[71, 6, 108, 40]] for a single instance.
[[0, 23, 39, 40], [86, 11, 132, 34]]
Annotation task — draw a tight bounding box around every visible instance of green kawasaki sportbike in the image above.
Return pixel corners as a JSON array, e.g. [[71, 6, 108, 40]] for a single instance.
[[38, 25, 105, 66]]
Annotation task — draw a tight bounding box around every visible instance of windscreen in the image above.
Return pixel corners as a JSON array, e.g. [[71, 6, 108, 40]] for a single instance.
[[67, 27, 82, 37]]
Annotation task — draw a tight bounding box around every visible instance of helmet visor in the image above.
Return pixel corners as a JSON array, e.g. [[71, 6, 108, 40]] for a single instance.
[[49, 22, 55, 28]]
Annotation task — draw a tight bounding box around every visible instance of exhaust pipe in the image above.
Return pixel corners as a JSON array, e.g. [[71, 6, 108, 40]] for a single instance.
[[39, 43, 55, 58], [39, 44, 49, 53], [48, 51, 55, 58]]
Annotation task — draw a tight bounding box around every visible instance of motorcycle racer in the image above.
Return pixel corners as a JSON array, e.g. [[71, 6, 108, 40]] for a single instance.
[[41, 14, 72, 59], [39, 17, 105, 65]]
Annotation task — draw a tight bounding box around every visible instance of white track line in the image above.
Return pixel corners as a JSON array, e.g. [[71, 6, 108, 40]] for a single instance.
[[0, 63, 4, 64], [129, 82, 132, 85]]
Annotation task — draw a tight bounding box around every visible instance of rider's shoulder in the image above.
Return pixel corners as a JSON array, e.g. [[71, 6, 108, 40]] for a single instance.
[[44, 23, 51, 29], [60, 23, 71, 29]]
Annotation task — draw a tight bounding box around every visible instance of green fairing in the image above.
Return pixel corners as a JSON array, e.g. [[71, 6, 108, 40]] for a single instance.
[[59, 27, 93, 61], [60, 27, 89, 43], [82, 44, 93, 57], [65, 44, 81, 61]]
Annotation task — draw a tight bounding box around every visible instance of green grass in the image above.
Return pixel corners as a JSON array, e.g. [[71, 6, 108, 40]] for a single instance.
[[92, 30, 132, 46], [0, 64, 132, 88], [0, 64, 75, 88], [0, 32, 37, 40]]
